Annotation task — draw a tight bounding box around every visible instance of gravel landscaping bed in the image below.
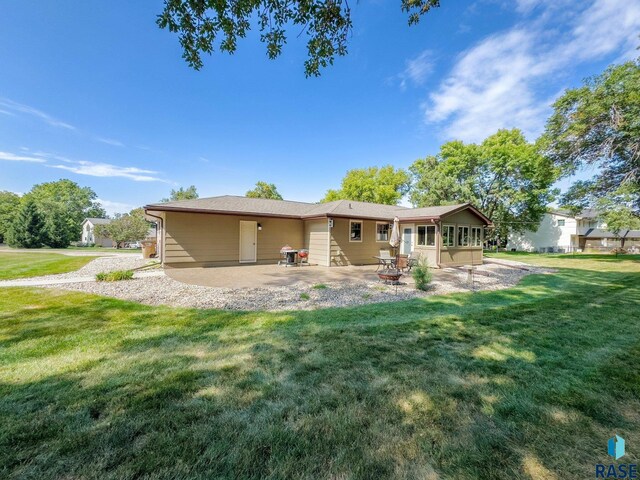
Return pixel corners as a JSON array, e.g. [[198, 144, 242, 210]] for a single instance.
[[48, 262, 553, 311]]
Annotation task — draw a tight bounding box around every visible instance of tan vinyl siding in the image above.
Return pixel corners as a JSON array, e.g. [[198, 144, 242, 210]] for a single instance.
[[329, 218, 384, 266], [438, 209, 485, 267], [164, 212, 303, 267], [304, 219, 329, 266], [412, 226, 438, 268]]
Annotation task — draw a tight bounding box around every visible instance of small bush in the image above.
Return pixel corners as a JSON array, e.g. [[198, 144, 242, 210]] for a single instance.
[[611, 247, 628, 255], [411, 257, 432, 291], [312, 284, 328, 290], [96, 270, 134, 282], [299, 292, 310, 300]]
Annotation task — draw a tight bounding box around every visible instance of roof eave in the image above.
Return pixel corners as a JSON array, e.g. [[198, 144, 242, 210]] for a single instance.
[[143, 205, 303, 220]]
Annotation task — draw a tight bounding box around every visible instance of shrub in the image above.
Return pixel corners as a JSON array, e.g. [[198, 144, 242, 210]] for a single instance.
[[611, 247, 628, 255], [95, 270, 134, 282], [299, 292, 310, 300], [312, 284, 328, 290], [411, 257, 432, 291]]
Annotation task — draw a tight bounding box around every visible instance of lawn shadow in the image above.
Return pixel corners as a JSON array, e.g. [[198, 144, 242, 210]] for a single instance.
[[1, 268, 640, 478]]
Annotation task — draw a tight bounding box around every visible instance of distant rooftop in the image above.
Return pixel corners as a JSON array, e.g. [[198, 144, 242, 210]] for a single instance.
[[549, 208, 600, 219], [83, 217, 111, 225]]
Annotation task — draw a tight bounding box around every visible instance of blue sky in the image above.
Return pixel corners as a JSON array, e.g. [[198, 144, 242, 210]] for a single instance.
[[1, 0, 639, 215]]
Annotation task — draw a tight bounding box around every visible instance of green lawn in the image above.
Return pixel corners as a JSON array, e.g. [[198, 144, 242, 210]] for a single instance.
[[0, 252, 94, 280], [65, 246, 142, 253], [486, 251, 640, 270], [1, 255, 639, 479], [0, 246, 141, 253]]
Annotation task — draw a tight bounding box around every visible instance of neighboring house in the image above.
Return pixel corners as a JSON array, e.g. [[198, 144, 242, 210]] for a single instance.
[[144, 196, 491, 268], [507, 209, 640, 252], [80, 218, 114, 247]]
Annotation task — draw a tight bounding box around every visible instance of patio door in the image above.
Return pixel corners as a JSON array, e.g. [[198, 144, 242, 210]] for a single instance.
[[239, 221, 257, 263], [400, 226, 413, 254]]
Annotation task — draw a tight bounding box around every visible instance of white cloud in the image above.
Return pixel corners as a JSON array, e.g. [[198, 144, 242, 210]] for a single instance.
[[1, 148, 168, 183], [424, 0, 640, 142], [399, 50, 434, 89], [0, 151, 46, 163], [49, 160, 169, 183], [95, 136, 125, 147], [0, 97, 76, 130], [97, 198, 138, 216]]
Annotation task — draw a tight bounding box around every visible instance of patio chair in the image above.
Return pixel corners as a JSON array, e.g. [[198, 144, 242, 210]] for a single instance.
[[407, 251, 419, 271], [395, 254, 409, 272], [379, 249, 392, 259]]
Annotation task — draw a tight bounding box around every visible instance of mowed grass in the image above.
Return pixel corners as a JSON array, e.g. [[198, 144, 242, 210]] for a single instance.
[[1, 256, 639, 479], [486, 251, 640, 271], [0, 252, 93, 280]]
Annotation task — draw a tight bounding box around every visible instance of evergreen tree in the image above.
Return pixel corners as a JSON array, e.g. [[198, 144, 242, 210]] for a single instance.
[[7, 199, 46, 248], [44, 209, 76, 248]]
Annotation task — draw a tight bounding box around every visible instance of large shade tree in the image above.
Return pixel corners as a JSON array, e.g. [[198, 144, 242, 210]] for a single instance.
[[322, 166, 410, 205], [25, 179, 105, 248], [409, 129, 559, 240], [158, 0, 441, 76], [161, 185, 199, 202], [95, 208, 151, 249], [542, 60, 640, 221], [246, 182, 283, 200]]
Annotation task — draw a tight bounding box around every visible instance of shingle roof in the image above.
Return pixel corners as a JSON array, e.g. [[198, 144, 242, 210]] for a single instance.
[[145, 195, 491, 223], [584, 228, 640, 239], [396, 204, 469, 219], [576, 208, 600, 219], [146, 196, 314, 217], [304, 200, 409, 220], [83, 217, 111, 225]]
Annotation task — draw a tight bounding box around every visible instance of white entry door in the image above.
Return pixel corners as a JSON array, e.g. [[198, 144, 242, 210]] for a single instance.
[[239, 221, 257, 263], [401, 226, 413, 254]]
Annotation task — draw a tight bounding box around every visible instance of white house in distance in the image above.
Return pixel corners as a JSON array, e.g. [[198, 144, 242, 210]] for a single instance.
[[80, 218, 114, 247], [507, 209, 640, 253]]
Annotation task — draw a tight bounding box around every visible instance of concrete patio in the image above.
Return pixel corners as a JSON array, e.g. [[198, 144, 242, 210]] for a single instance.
[[164, 263, 459, 289]]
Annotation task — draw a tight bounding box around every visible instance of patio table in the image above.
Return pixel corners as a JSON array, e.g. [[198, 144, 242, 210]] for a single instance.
[[373, 255, 396, 271]]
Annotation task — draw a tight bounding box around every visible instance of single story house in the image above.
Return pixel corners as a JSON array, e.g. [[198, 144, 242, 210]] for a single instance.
[[507, 209, 640, 253], [80, 218, 114, 247], [144, 196, 491, 268]]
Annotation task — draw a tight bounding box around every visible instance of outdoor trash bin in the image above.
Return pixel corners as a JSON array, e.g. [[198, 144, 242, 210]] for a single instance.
[[141, 240, 156, 259]]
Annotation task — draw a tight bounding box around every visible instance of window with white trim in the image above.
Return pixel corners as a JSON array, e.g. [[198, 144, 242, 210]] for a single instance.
[[442, 225, 455, 247], [458, 226, 470, 247], [471, 227, 482, 247], [417, 225, 436, 246], [376, 222, 390, 242], [557, 219, 565, 226], [350, 220, 362, 242]]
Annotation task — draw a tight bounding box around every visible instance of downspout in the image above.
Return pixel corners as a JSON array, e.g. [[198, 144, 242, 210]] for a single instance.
[[434, 219, 441, 268], [145, 211, 164, 264]]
